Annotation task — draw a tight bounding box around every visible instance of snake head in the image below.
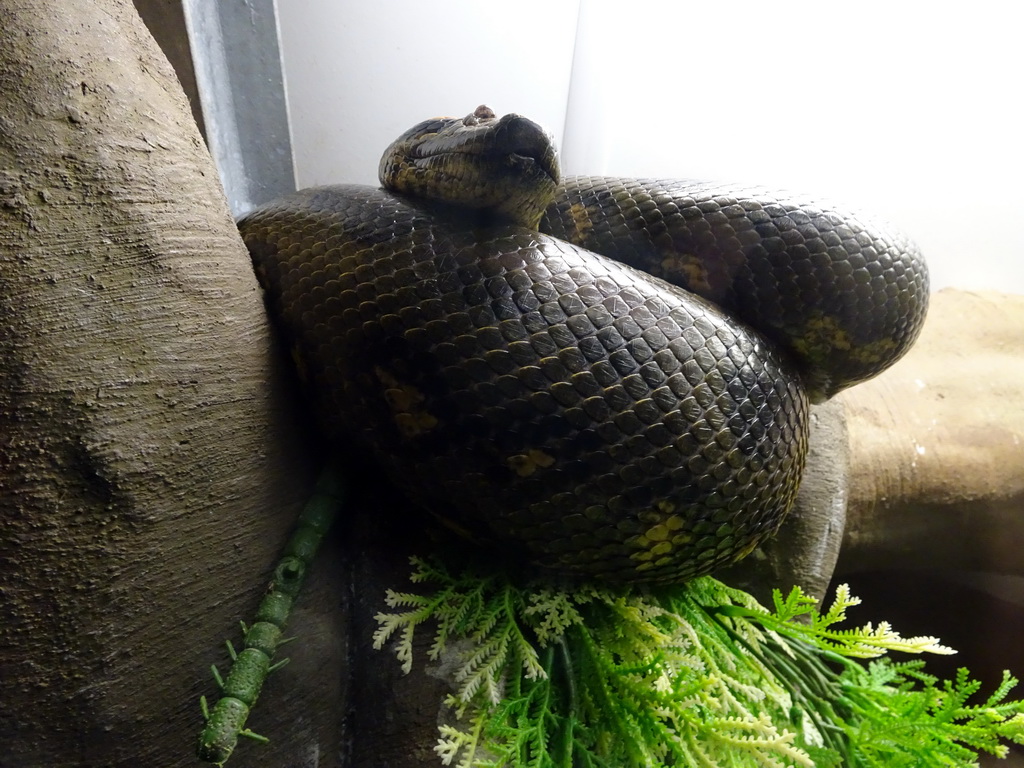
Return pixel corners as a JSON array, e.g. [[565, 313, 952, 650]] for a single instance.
[[379, 105, 560, 228]]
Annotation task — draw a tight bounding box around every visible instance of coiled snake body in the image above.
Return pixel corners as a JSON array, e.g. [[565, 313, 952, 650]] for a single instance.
[[240, 107, 928, 584]]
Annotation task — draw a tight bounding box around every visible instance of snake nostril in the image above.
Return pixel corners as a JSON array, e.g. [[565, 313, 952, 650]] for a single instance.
[[496, 115, 548, 155]]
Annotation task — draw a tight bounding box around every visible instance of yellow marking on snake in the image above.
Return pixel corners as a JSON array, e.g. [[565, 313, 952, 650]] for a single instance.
[[789, 312, 901, 373], [506, 449, 556, 477], [850, 336, 899, 365], [627, 503, 694, 572], [660, 252, 712, 295], [567, 202, 594, 244], [794, 314, 852, 353], [375, 366, 438, 438]]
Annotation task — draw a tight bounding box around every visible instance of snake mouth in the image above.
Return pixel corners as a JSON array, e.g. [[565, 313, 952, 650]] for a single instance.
[[400, 143, 559, 191], [506, 147, 560, 186]]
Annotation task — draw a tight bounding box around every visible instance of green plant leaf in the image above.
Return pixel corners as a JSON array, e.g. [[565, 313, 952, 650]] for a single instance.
[[373, 557, 1024, 767]]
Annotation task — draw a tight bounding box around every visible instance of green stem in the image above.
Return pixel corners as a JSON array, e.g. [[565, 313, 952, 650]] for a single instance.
[[708, 603, 855, 764], [554, 637, 577, 768], [197, 462, 345, 765]]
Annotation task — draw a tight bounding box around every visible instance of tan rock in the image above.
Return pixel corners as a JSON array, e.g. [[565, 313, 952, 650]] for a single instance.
[[838, 288, 1024, 575]]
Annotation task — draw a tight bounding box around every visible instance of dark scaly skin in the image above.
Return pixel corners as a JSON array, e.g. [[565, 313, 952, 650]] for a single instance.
[[238, 107, 926, 584], [240, 186, 808, 584], [542, 177, 930, 401]]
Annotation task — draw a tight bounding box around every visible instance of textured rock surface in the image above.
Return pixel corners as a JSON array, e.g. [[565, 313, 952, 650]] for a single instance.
[[0, 2, 346, 765], [837, 288, 1024, 575]]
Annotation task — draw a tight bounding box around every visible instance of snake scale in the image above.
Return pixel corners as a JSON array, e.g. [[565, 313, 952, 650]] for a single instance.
[[239, 106, 928, 584]]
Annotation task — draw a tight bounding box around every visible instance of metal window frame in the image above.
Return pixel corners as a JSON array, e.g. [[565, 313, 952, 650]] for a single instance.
[[180, 0, 296, 217]]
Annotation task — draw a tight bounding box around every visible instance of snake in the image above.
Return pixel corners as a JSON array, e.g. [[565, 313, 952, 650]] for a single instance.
[[238, 105, 929, 585]]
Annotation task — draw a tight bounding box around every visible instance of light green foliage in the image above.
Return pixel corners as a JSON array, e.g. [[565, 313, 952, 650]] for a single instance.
[[374, 557, 1024, 768], [756, 582, 955, 657], [372, 557, 545, 688]]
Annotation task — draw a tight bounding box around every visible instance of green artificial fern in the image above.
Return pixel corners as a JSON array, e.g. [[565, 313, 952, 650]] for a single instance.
[[373, 556, 1024, 768]]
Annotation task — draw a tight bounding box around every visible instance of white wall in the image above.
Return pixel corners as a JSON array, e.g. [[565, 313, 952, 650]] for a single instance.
[[277, 1, 1023, 294], [276, 0, 580, 188]]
